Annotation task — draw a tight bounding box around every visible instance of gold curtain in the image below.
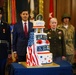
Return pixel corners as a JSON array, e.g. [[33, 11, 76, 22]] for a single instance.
[[7, 0, 11, 24], [39, 0, 44, 16]]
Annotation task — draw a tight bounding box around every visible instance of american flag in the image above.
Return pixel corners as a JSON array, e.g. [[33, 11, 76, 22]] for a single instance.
[[27, 45, 40, 66], [48, 0, 54, 29]]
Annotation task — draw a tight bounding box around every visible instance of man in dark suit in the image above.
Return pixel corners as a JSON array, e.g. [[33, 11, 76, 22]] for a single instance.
[[0, 8, 11, 75], [13, 9, 34, 62], [45, 18, 66, 62]]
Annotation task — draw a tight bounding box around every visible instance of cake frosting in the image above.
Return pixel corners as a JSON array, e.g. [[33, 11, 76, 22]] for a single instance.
[[26, 20, 53, 66]]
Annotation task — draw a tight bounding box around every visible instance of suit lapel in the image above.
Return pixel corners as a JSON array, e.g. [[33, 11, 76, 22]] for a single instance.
[[28, 22, 31, 33], [28, 22, 31, 32], [19, 21, 24, 33]]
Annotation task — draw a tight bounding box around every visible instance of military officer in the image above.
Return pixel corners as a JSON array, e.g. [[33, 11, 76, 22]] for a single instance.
[[0, 8, 11, 75], [57, 13, 75, 64], [45, 18, 66, 62]]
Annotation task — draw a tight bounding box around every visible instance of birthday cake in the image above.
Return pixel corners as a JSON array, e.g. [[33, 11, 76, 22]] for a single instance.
[[26, 20, 53, 66]]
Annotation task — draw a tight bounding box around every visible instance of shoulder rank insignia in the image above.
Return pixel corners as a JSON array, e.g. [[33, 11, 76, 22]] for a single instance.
[[47, 32, 51, 34]]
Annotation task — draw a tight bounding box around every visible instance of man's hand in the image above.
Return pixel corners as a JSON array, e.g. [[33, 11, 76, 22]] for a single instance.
[[13, 53, 18, 58], [8, 54, 12, 58], [8, 54, 12, 64], [12, 52, 18, 62]]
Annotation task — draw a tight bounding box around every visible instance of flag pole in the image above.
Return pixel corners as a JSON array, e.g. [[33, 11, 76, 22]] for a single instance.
[[7, 0, 11, 24], [39, 0, 44, 16], [48, 0, 54, 29]]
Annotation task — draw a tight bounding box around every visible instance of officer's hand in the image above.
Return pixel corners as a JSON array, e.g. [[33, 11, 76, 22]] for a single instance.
[[74, 50, 76, 55], [62, 56, 66, 60]]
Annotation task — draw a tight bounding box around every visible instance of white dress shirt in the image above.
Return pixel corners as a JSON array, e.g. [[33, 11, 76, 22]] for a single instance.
[[22, 20, 28, 32]]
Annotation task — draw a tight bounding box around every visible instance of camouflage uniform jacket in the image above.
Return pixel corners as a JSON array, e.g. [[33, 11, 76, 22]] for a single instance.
[[57, 24, 75, 55]]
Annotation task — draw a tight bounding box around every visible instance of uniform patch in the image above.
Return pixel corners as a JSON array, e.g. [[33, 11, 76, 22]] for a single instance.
[[3, 29, 5, 33], [49, 37, 51, 39], [58, 31, 62, 34], [47, 32, 51, 34], [59, 36, 61, 39], [1, 23, 3, 25]]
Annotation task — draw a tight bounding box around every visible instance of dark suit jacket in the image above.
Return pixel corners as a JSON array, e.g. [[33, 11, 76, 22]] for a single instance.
[[13, 21, 33, 56], [45, 28, 66, 58], [0, 21, 11, 59]]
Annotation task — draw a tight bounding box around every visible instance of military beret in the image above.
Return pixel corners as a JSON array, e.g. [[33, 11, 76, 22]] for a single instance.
[[0, 7, 3, 14], [61, 13, 71, 21]]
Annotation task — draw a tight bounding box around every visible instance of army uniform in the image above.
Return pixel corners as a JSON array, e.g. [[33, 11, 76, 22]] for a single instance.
[[57, 13, 75, 64], [57, 24, 75, 63], [0, 21, 11, 75], [0, 8, 11, 75], [0, 21, 11, 58], [45, 29, 66, 61]]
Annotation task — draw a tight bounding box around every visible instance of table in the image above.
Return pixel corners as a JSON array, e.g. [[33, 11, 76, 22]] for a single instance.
[[9, 60, 73, 75]]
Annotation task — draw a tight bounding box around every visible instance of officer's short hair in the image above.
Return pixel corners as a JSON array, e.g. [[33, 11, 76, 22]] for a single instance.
[[50, 18, 57, 23]]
